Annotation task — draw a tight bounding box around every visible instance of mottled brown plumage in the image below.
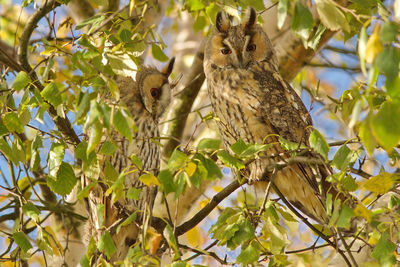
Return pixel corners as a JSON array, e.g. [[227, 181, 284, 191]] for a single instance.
[[204, 8, 339, 224], [85, 58, 175, 262]]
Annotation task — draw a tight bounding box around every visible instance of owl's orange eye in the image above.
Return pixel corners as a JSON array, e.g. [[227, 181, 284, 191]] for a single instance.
[[150, 88, 160, 99], [247, 43, 256, 52], [221, 48, 232, 55]]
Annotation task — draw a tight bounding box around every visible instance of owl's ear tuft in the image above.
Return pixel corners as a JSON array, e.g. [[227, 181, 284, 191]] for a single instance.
[[242, 7, 257, 30], [216, 10, 230, 33], [161, 57, 175, 77]]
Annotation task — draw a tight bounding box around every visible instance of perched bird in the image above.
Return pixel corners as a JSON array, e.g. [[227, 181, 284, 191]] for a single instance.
[[85, 58, 175, 262], [204, 8, 348, 224]]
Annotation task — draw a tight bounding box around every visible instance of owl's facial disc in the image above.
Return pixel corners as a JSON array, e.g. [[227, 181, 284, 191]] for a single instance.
[[141, 73, 169, 117], [208, 7, 274, 70]]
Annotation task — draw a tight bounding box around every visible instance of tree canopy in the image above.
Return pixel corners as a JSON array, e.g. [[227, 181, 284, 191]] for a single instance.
[[0, 0, 399, 266]]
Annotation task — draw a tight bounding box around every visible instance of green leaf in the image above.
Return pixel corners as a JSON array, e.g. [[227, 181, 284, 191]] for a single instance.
[[13, 231, 32, 252], [194, 154, 222, 180], [332, 145, 353, 170], [113, 109, 133, 142], [3, 112, 24, 133], [359, 115, 378, 155], [87, 121, 102, 155], [0, 120, 8, 137], [307, 24, 326, 50], [104, 160, 118, 182], [126, 187, 141, 200], [30, 135, 42, 171], [197, 138, 221, 151], [76, 92, 90, 121], [230, 139, 247, 155], [76, 14, 106, 32], [169, 261, 190, 267], [158, 169, 175, 194], [74, 141, 88, 163], [342, 175, 358, 191], [217, 150, 245, 170], [12, 138, 25, 164], [193, 15, 207, 32], [12, 71, 30, 91], [168, 149, 188, 172], [151, 43, 169, 62], [386, 76, 400, 100], [174, 171, 187, 199], [97, 231, 116, 258], [231, 218, 255, 246], [240, 144, 270, 157], [117, 212, 137, 234], [291, 2, 314, 41], [41, 83, 62, 107], [309, 129, 329, 160], [380, 21, 399, 44], [77, 182, 97, 199], [279, 137, 300, 151], [315, 0, 350, 32], [130, 154, 142, 169], [363, 173, 397, 195], [99, 141, 117, 155], [119, 29, 132, 42], [48, 143, 65, 178], [47, 162, 77, 196], [277, 0, 289, 29], [0, 138, 18, 164], [163, 224, 179, 254], [371, 101, 400, 151], [22, 202, 40, 223], [237, 241, 260, 265], [96, 204, 105, 228], [187, 0, 204, 11], [372, 231, 397, 265], [205, 3, 219, 23], [336, 205, 355, 229], [376, 46, 400, 80]]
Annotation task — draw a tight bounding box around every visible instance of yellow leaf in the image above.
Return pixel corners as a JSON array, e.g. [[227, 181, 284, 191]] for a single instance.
[[368, 230, 380, 246], [186, 226, 202, 247], [199, 199, 209, 209], [212, 185, 223, 192], [365, 24, 383, 63], [44, 226, 63, 255], [40, 46, 57, 56], [354, 203, 373, 223], [185, 162, 197, 177], [0, 195, 7, 203], [147, 230, 162, 255], [362, 173, 397, 194], [129, 0, 135, 16], [139, 173, 160, 186]]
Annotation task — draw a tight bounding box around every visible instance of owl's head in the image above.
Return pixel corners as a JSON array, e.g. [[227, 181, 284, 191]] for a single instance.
[[134, 57, 175, 118], [204, 8, 277, 70]]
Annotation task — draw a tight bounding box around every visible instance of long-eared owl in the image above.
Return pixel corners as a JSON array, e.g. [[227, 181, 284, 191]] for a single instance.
[[85, 58, 175, 262], [204, 8, 346, 224]]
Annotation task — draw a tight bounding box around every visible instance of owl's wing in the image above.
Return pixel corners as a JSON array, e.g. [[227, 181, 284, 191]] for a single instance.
[[254, 70, 313, 144], [252, 69, 321, 194]]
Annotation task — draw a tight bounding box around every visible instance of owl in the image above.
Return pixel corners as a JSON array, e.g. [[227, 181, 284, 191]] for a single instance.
[[85, 58, 175, 262], [204, 8, 346, 224]]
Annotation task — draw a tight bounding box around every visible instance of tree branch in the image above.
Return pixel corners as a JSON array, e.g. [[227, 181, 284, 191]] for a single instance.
[[18, 0, 61, 74], [17, 0, 80, 147], [174, 179, 241, 236]]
